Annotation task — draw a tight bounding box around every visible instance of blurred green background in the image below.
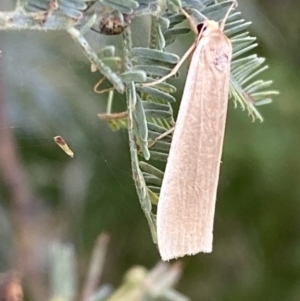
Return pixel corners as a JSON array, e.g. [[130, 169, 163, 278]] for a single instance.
[[0, 0, 299, 300]]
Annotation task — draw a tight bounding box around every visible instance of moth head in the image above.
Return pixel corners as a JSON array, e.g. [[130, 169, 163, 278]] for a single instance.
[[197, 20, 219, 36]]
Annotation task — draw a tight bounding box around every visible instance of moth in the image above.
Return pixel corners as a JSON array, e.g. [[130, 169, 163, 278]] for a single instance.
[[143, 1, 236, 260]]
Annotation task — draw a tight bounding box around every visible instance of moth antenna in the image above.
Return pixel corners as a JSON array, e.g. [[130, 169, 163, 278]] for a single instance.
[[180, 8, 205, 35], [220, 0, 238, 31]]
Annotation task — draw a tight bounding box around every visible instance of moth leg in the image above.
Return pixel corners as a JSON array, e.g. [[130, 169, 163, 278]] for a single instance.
[[141, 42, 196, 87], [142, 7, 204, 88], [148, 127, 175, 148]]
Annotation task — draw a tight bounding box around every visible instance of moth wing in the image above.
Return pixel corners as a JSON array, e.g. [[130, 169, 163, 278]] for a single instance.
[[157, 32, 232, 261]]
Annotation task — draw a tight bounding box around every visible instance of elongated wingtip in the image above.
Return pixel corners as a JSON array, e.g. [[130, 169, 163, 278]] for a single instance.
[[157, 190, 216, 261], [159, 246, 213, 261], [158, 234, 213, 261]]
